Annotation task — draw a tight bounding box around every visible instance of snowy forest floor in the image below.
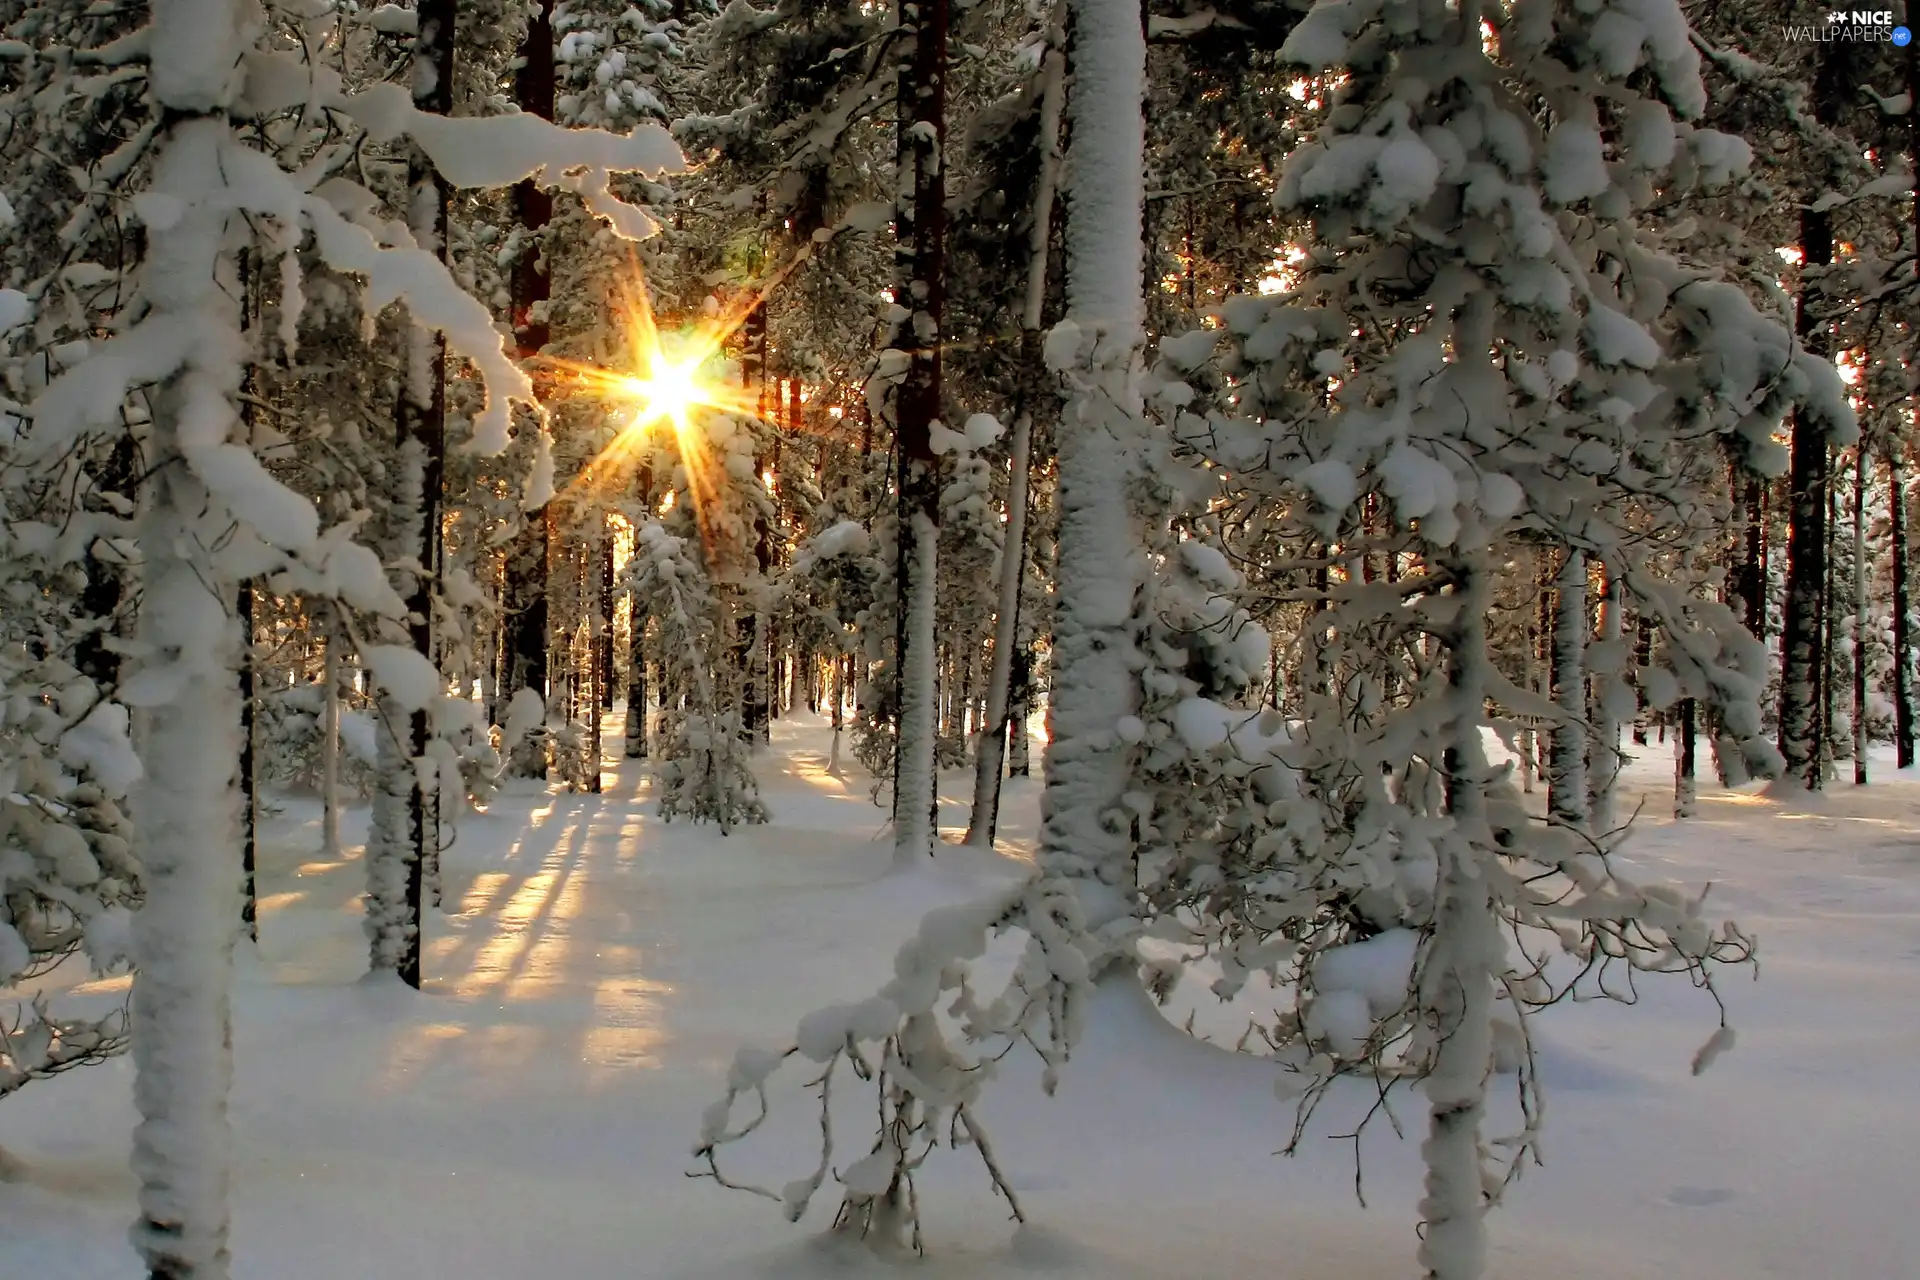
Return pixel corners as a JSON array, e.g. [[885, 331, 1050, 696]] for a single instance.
[[2, 712, 1916, 1278]]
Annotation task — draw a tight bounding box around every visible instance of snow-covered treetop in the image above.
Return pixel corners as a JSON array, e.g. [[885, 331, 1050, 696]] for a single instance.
[[1171, 0, 1852, 567]]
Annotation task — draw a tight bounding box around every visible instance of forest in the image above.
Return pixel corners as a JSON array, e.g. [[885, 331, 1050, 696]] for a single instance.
[[0, 0, 1915, 1277]]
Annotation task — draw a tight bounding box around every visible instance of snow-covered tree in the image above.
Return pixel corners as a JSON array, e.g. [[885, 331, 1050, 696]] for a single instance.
[[1145, 0, 1852, 1271], [692, 0, 1152, 1246], [624, 409, 771, 828], [4, 0, 684, 1266]]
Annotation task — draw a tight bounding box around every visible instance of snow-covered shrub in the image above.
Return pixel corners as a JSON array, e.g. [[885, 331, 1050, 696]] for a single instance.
[[435, 695, 504, 810], [546, 718, 597, 794], [257, 684, 380, 799]]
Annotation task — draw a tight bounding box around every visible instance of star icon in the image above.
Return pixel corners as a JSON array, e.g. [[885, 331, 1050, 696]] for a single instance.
[[1826, 9, 1847, 20]]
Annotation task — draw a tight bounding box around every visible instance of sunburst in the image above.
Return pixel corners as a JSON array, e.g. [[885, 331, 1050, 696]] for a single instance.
[[533, 253, 777, 568], [540, 256, 762, 453]]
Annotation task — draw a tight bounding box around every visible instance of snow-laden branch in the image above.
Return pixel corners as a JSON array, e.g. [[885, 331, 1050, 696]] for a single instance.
[[301, 196, 532, 452], [339, 82, 684, 237]]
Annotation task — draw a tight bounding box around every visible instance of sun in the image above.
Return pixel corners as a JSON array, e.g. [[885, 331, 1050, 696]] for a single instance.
[[540, 259, 761, 449], [535, 250, 843, 562], [620, 353, 712, 434]]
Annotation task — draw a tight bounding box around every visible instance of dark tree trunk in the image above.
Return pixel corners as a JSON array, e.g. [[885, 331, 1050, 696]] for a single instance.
[[1548, 549, 1588, 831], [238, 580, 258, 943], [966, 337, 1041, 846], [1535, 552, 1553, 782], [77, 435, 138, 689], [505, 513, 551, 776], [511, 0, 554, 356], [625, 647, 648, 759], [1897, 31, 1919, 770], [1675, 697, 1696, 819], [583, 524, 604, 793], [394, 0, 456, 985], [1777, 46, 1850, 789], [1740, 473, 1767, 640], [890, 0, 948, 859], [1820, 477, 1838, 780], [626, 462, 652, 759], [1006, 642, 1031, 777], [235, 249, 260, 944], [1778, 204, 1834, 789], [599, 531, 616, 712], [1892, 445, 1914, 768], [1632, 609, 1652, 746], [504, 0, 555, 778], [737, 305, 770, 744], [1854, 443, 1869, 785]]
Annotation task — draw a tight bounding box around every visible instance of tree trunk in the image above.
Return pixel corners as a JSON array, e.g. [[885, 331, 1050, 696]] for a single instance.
[[503, 0, 555, 776], [1778, 300, 1831, 784], [321, 609, 343, 856], [77, 435, 138, 690], [1588, 561, 1620, 835], [1632, 611, 1652, 747], [504, 514, 551, 777], [1035, 0, 1147, 942], [408, 0, 455, 926], [1853, 444, 1868, 784], [1420, 561, 1499, 1280], [599, 531, 616, 713], [627, 466, 653, 759], [624, 642, 648, 760], [890, 0, 949, 866], [738, 308, 770, 746], [1892, 444, 1915, 767], [1007, 640, 1032, 776], [238, 579, 258, 943], [1740, 473, 1767, 640], [1548, 549, 1588, 831], [585, 515, 606, 792], [1675, 697, 1697, 819], [1534, 553, 1553, 783], [1519, 589, 1538, 795], [1778, 48, 1847, 788], [960, 35, 1067, 836], [126, 49, 246, 1273], [965, 405, 1034, 846], [369, 0, 455, 987], [1899, 26, 1920, 770], [967, 31, 1059, 846], [1823, 477, 1841, 781]]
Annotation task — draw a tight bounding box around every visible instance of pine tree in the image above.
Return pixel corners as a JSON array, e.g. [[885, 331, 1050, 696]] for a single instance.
[[365, 0, 459, 992], [12, 2, 684, 1265], [102, 5, 260, 1269], [1151, 0, 1851, 1270]]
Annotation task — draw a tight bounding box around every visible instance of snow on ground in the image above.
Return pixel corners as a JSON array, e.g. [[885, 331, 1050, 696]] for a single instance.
[[2, 714, 1916, 1278]]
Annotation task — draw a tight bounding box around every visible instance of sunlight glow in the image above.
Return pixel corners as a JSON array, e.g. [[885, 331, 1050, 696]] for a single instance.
[[536, 250, 764, 474], [534, 253, 851, 572], [619, 356, 711, 435]]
